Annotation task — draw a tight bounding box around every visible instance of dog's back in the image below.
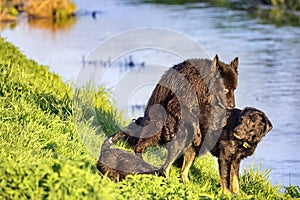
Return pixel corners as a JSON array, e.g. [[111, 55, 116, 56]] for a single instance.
[[97, 118, 163, 182]]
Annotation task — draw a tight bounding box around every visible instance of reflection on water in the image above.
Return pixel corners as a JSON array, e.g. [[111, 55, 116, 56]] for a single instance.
[[249, 7, 300, 27], [82, 55, 145, 68], [1, 0, 300, 187], [0, 14, 77, 33], [28, 18, 77, 32], [0, 21, 17, 31]]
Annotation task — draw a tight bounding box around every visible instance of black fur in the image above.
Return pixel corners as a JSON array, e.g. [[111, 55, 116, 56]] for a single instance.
[[132, 55, 239, 175], [185, 107, 272, 194], [96, 130, 163, 182]]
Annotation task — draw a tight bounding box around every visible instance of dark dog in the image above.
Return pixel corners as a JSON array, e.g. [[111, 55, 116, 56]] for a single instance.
[[96, 130, 163, 182], [132, 55, 239, 176], [181, 107, 272, 194]]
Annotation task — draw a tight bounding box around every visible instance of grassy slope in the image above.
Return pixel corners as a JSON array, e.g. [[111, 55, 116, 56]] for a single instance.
[[0, 37, 297, 199]]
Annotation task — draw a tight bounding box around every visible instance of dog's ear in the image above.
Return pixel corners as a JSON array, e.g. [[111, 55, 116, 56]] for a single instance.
[[232, 108, 248, 140], [249, 111, 272, 144], [230, 57, 238, 73], [212, 54, 220, 73], [213, 54, 219, 67], [213, 55, 227, 75], [260, 112, 273, 133]]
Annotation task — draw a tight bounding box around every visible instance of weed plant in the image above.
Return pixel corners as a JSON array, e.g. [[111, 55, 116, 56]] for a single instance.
[[0, 37, 298, 199]]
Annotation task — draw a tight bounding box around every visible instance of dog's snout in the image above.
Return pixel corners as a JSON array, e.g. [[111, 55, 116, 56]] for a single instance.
[[226, 98, 235, 109], [228, 103, 235, 109]]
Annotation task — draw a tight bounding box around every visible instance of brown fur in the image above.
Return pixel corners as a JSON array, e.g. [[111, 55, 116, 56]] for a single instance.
[[132, 55, 239, 175]]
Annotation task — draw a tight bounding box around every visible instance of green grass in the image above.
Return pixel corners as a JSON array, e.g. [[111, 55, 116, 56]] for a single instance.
[[0, 37, 298, 199], [264, 0, 300, 10]]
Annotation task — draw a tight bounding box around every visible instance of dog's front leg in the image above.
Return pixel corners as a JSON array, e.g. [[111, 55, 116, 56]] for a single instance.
[[218, 157, 231, 194], [230, 159, 241, 194]]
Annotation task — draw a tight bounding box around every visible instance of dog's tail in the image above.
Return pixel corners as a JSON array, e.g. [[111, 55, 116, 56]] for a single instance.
[[102, 117, 144, 150]]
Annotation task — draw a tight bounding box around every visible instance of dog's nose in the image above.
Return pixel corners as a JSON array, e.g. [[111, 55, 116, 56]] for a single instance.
[[227, 104, 235, 109]]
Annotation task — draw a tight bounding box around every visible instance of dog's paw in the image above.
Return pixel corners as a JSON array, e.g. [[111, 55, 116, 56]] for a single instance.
[[182, 176, 190, 183], [158, 169, 166, 177], [222, 188, 232, 195], [181, 172, 190, 183], [161, 165, 171, 178]]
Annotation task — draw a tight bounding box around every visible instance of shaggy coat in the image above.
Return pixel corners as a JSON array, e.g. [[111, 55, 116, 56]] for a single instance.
[[209, 107, 272, 194], [133, 55, 239, 175], [96, 129, 162, 182]]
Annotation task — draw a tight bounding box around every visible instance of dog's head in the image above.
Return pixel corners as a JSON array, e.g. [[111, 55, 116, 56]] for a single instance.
[[233, 107, 272, 145], [213, 54, 239, 109]]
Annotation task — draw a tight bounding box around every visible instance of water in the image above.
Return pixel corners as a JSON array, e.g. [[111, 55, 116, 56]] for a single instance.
[[1, 0, 300, 186]]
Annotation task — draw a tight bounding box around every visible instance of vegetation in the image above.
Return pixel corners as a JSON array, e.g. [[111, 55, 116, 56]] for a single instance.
[[143, 0, 300, 10], [0, 0, 19, 21], [263, 0, 300, 10], [0, 0, 76, 22], [0, 37, 298, 199], [143, 0, 203, 4], [143, 0, 300, 26], [284, 185, 300, 198], [25, 0, 76, 20]]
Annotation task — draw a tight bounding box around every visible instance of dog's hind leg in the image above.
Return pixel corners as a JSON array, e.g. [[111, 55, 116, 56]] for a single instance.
[[181, 145, 196, 182], [162, 121, 196, 178], [134, 139, 151, 158], [134, 119, 163, 158], [161, 136, 186, 177], [230, 160, 241, 194], [161, 130, 187, 177]]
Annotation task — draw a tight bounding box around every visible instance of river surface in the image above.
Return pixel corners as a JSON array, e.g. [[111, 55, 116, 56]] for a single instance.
[[1, 0, 300, 187]]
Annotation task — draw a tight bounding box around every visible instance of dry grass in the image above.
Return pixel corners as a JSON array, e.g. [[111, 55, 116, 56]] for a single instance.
[[0, 0, 76, 22], [25, 0, 76, 20], [0, 0, 19, 22]]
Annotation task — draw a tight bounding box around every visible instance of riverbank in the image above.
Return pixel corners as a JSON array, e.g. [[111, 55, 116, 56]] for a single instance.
[[0, 37, 299, 199], [144, 0, 300, 10], [0, 0, 76, 22], [143, 0, 300, 26]]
